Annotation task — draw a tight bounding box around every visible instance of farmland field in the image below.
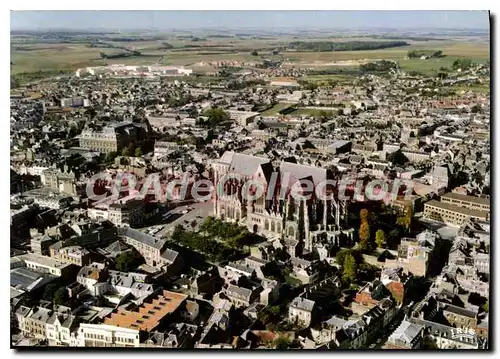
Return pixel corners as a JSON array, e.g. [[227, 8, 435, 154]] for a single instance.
[[10, 32, 490, 85]]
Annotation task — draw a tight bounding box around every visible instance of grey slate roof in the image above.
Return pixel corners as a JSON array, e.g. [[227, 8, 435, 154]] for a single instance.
[[11, 267, 56, 291], [118, 227, 166, 249], [442, 303, 477, 318], [226, 284, 252, 300], [388, 320, 423, 345], [280, 161, 328, 186], [105, 240, 130, 254], [290, 297, 315, 312], [222, 151, 271, 177], [29, 307, 53, 322], [161, 248, 179, 263]]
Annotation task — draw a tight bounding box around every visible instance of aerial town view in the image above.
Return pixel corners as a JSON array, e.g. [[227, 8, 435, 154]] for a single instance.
[[10, 10, 490, 350]]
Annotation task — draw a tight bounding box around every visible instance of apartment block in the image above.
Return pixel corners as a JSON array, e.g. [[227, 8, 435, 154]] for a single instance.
[[71, 323, 141, 347], [424, 200, 489, 227], [440, 193, 490, 213]]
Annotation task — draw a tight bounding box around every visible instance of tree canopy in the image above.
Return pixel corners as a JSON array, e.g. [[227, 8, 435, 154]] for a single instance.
[[407, 50, 444, 59], [335, 248, 363, 268], [387, 150, 409, 166], [288, 41, 408, 52], [53, 287, 68, 306], [115, 249, 145, 272], [375, 229, 386, 248], [342, 254, 358, 283], [203, 108, 231, 127]]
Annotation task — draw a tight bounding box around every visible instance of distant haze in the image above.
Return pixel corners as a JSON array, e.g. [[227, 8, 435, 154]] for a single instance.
[[10, 10, 490, 31]]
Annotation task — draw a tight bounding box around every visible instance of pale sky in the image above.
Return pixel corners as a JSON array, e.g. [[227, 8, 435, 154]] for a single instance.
[[10, 10, 490, 31]]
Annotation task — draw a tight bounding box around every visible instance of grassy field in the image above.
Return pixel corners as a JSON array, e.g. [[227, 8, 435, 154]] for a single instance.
[[300, 73, 357, 84], [399, 49, 489, 75], [450, 83, 490, 94], [10, 35, 490, 82], [288, 108, 338, 117], [260, 102, 295, 116]]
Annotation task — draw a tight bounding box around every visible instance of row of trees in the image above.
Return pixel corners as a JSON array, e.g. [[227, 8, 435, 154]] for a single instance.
[[226, 79, 267, 90], [360, 60, 398, 73], [407, 50, 444, 58], [99, 50, 142, 59], [287, 41, 408, 52]]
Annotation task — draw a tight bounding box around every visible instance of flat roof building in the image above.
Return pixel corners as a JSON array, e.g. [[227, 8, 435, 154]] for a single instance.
[[424, 200, 489, 227], [103, 290, 187, 332], [440, 192, 490, 213]]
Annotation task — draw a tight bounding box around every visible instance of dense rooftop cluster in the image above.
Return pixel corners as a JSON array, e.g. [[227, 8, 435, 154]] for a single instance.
[[10, 51, 490, 350]]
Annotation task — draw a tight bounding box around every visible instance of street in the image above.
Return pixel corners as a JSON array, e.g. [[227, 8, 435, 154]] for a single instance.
[[139, 201, 214, 238]]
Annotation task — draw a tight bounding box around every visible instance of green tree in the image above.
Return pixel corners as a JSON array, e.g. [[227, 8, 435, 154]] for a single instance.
[[105, 151, 118, 163], [358, 221, 371, 251], [121, 146, 131, 157], [251, 50, 259, 56], [268, 305, 281, 315], [335, 248, 363, 268], [53, 287, 68, 306], [43, 283, 59, 301], [204, 108, 230, 126], [273, 336, 293, 349], [482, 300, 488, 312], [342, 254, 358, 283], [134, 147, 143, 157], [11, 76, 21, 89], [375, 229, 386, 248], [397, 205, 413, 232], [387, 150, 409, 166], [360, 208, 369, 222], [115, 250, 144, 272]]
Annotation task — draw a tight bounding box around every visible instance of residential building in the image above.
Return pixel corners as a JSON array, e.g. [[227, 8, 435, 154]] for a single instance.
[[50, 245, 92, 266], [408, 317, 479, 349], [108, 199, 145, 227], [384, 236, 434, 277], [71, 323, 141, 347], [76, 263, 155, 299], [16, 306, 52, 339], [79, 122, 146, 154], [15, 253, 73, 278], [46, 312, 79, 346], [154, 141, 178, 157], [224, 284, 261, 308], [288, 297, 315, 327], [424, 200, 489, 227], [384, 320, 424, 349], [440, 193, 490, 213], [117, 227, 183, 272]]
